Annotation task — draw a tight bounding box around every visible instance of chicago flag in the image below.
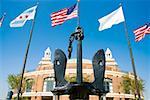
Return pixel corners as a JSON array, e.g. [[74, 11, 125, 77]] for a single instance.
[[10, 5, 37, 27]]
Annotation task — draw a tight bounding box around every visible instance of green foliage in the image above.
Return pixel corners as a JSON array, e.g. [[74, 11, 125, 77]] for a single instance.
[[65, 74, 91, 82], [65, 75, 76, 82], [13, 97, 31, 100], [83, 75, 91, 82], [8, 74, 21, 89], [121, 75, 132, 94], [7, 74, 26, 92], [121, 75, 144, 95]]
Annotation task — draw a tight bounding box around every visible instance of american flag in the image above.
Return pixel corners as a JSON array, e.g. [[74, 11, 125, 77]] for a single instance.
[[51, 4, 78, 27], [133, 23, 150, 42]]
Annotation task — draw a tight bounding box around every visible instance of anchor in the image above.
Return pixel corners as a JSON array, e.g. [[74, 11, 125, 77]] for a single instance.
[[52, 27, 108, 100]]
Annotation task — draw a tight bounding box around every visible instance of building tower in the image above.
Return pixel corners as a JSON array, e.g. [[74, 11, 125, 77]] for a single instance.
[[105, 48, 113, 59], [39, 47, 52, 65]]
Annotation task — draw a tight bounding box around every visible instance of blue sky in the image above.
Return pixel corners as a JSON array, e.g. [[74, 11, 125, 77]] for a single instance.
[[0, 0, 150, 99]]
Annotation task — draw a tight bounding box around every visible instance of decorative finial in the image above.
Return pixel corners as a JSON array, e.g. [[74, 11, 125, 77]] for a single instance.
[[36, 2, 39, 5], [119, 3, 122, 7], [4, 12, 6, 15]]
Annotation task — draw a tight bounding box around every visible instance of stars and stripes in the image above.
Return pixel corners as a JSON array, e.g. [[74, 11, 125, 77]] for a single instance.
[[133, 23, 150, 42], [51, 4, 78, 27]]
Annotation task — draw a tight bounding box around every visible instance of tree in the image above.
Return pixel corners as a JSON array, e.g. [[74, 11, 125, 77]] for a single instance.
[[121, 75, 144, 99], [65, 74, 76, 82], [65, 74, 91, 82], [121, 75, 132, 94], [7, 74, 26, 93]]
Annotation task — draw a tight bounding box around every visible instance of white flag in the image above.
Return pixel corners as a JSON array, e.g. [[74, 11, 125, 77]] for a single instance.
[[10, 5, 37, 27], [98, 6, 125, 31]]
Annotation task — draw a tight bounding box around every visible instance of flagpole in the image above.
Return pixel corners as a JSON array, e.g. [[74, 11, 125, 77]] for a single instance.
[[17, 3, 39, 100], [77, 0, 80, 27], [0, 13, 6, 27], [121, 4, 141, 100]]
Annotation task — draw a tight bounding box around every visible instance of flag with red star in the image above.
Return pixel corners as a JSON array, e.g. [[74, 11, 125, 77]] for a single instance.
[[10, 5, 37, 27]]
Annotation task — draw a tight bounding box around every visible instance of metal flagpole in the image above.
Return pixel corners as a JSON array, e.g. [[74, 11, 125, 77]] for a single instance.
[[0, 13, 6, 27], [77, 0, 80, 27], [17, 3, 39, 100], [123, 21, 141, 100], [121, 4, 141, 100]]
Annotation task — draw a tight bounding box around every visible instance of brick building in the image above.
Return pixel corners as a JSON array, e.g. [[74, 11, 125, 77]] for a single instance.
[[12, 47, 143, 100]]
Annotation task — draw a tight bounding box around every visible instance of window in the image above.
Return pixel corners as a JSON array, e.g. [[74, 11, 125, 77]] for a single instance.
[[106, 97, 113, 100], [104, 78, 113, 93], [43, 77, 55, 92], [42, 96, 53, 100], [26, 79, 34, 92]]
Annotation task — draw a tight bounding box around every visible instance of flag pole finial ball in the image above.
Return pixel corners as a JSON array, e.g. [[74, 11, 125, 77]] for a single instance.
[[119, 3, 122, 6], [36, 2, 39, 5]]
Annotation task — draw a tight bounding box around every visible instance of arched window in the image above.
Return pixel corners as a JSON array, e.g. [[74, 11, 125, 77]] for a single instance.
[[43, 77, 55, 92], [26, 79, 34, 92], [104, 78, 113, 93]]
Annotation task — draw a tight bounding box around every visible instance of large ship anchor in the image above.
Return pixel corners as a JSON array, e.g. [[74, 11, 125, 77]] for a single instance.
[[52, 27, 108, 100]]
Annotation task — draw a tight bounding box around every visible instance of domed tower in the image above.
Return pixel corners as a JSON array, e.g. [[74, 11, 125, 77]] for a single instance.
[[37, 47, 53, 70], [44, 47, 51, 61], [105, 48, 113, 59], [105, 48, 119, 71]]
